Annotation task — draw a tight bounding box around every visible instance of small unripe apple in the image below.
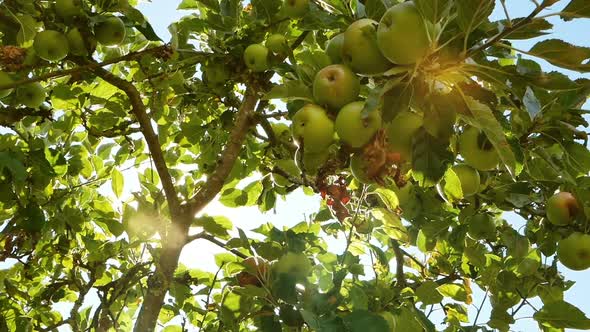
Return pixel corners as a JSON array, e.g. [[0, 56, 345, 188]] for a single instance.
[[335, 101, 382, 148], [271, 122, 290, 139], [386, 110, 423, 162], [294, 148, 329, 175], [557, 232, 590, 271], [283, 0, 309, 19], [34, 30, 70, 62], [467, 214, 496, 241], [325, 33, 345, 64], [291, 104, 334, 153], [313, 64, 360, 111], [546, 192, 579, 226], [458, 127, 500, 171], [16, 82, 46, 108], [0, 72, 14, 98], [342, 19, 392, 75], [377, 1, 429, 65], [265, 34, 289, 54], [450, 164, 480, 197], [94, 16, 126, 46], [243, 44, 269, 72], [67, 28, 96, 56]]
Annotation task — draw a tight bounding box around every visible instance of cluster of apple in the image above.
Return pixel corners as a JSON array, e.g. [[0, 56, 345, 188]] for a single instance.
[[544, 192, 590, 271], [244, 1, 492, 190], [0, 0, 127, 109]]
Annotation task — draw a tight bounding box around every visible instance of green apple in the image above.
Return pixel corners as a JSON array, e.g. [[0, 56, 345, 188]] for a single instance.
[[450, 164, 480, 197], [34, 30, 70, 62], [295, 148, 329, 175], [271, 122, 290, 139], [558, 232, 590, 271], [325, 33, 345, 64], [0, 72, 14, 98], [350, 154, 373, 184], [55, 0, 83, 19], [283, 0, 309, 19], [467, 214, 496, 241], [377, 1, 429, 65], [67, 28, 96, 56], [243, 44, 269, 72], [16, 82, 46, 108], [342, 19, 392, 75], [386, 110, 423, 162], [203, 62, 230, 86], [94, 16, 126, 46], [265, 34, 288, 54], [313, 64, 360, 111], [458, 127, 500, 171], [335, 101, 382, 148], [546, 192, 579, 226], [273, 159, 300, 187], [274, 252, 312, 280], [291, 104, 334, 153], [378, 311, 396, 331]]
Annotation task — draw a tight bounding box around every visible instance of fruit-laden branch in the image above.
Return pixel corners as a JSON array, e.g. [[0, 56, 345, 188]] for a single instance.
[[466, 2, 550, 58], [0, 46, 171, 90], [185, 87, 259, 217], [79, 60, 181, 215]]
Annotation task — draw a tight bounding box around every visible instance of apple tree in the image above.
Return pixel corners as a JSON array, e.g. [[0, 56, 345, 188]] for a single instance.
[[1, 0, 590, 331]]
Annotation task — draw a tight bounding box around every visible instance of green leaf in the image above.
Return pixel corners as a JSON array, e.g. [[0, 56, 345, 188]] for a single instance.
[[411, 128, 453, 187], [414, 0, 452, 23], [372, 188, 399, 210], [416, 281, 443, 305], [437, 284, 468, 302], [443, 166, 463, 200], [523, 87, 542, 119], [342, 310, 390, 332], [111, 168, 124, 198], [263, 80, 314, 101], [371, 208, 408, 242], [194, 215, 233, 238], [534, 301, 590, 329], [162, 325, 182, 332], [459, 96, 517, 177], [529, 39, 590, 72], [455, 0, 495, 34], [0, 152, 26, 184], [561, 0, 590, 21]]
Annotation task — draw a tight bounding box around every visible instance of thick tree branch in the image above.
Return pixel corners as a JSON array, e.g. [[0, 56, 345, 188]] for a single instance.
[[81, 60, 181, 216], [185, 87, 259, 217], [0, 46, 171, 90]]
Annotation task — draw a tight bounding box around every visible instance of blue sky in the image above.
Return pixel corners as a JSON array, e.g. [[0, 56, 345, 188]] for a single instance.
[[134, 0, 590, 331]]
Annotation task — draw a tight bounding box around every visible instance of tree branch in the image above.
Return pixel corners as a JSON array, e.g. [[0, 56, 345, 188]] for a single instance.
[[186, 232, 248, 259], [185, 86, 259, 217], [390, 239, 406, 288], [466, 3, 549, 58], [80, 60, 181, 216], [0, 46, 171, 90]]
